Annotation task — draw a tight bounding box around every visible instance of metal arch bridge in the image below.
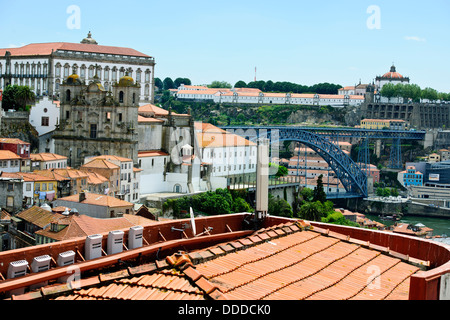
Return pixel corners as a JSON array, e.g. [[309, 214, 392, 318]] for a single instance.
[[220, 126, 426, 198]]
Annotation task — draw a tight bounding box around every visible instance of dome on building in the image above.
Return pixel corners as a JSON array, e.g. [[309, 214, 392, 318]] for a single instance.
[[118, 74, 135, 87], [66, 73, 82, 85], [382, 65, 404, 79], [80, 31, 98, 45]]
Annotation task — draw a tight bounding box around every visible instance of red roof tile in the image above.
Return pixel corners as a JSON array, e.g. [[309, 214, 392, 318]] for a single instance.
[[0, 215, 446, 301], [0, 42, 151, 58]]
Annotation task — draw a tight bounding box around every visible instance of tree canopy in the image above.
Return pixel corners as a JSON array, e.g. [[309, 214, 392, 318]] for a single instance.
[[2, 85, 36, 111]]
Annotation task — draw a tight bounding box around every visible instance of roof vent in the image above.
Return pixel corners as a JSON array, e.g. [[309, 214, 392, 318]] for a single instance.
[[85, 234, 103, 260], [128, 226, 143, 249], [30, 255, 51, 290], [107, 230, 124, 255]]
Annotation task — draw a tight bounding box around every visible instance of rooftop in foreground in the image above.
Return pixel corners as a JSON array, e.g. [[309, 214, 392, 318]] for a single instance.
[[0, 213, 448, 300]]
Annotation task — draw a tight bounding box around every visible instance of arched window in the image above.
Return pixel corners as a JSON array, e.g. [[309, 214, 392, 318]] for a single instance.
[[66, 89, 71, 102], [119, 91, 124, 103], [132, 93, 136, 104]]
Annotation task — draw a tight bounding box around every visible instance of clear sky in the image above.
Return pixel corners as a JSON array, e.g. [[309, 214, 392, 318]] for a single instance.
[[1, 0, 450, 91]]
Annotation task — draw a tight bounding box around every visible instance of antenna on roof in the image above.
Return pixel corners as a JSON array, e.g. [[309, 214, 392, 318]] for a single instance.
[[254, 66, 257, 82]]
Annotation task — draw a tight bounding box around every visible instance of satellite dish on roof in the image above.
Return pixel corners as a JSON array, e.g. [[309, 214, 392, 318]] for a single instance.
[[190, 207, 196, 236]]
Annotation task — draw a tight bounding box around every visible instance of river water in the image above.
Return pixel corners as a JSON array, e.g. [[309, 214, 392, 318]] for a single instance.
[[365, 213, 450, 245]]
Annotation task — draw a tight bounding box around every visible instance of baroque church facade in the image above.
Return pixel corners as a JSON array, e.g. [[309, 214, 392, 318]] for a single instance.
[[53, 72, 140, 167]]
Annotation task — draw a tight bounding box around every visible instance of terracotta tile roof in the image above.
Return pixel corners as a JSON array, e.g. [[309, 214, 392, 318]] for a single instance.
[[81, 158, 120, 170], [90, 155, 132, 163], [0, 42, 151, 58], [10, 172, 56, 182], [16, 206, 63, 229], [195, 122, 256, 148], [0, 138, 30, 145], [35, 213, 157, 241], [32, 170, 70, 182], [7, 221, 419, 301], [55, 270, 205, 301], [138, 104, 169, 116], [56, 192, 133, 208], [30, 153, 67, 161], [138, 150, 169, 158], [137, 115, 164, 123], [0, 150, 22, 160], [49, 169, 88, 180], [192, 223, 420, 300], [84, 171, 109, 185]]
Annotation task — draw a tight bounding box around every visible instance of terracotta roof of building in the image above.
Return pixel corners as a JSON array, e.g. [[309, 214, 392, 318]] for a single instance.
[[47, 169, 88, 180], [0, 42, 151, 58], [81, 158, 120, 170], [8, 171, 56, 182], [138, 151, 169, 158], [33, 221, 422, 300], [137, 115, 164, 123], [138, 104, 169, 116], [0, 138, 30, 145], [0, 150, 22, 160], [90, 155, 132, 163], [0, 214, 448, 301], [16, 206, 63, 229], [35, 213, 157, 242], [56, 192, 133, 208], [195, 122, 256, 148], [32, 170, 71, 182], [84, 171, 109, 185], [30, 153, 67, 161]]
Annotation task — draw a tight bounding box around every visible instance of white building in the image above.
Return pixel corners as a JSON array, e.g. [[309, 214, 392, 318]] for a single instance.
[[29, 97, 60, 139], [375, 64, 410, 91], [0, 32, 156, 104], [196, 122, 257, 187], [30, 153, 67, 171], [0, 150, 23, 172], [175, 87, 364, 107]]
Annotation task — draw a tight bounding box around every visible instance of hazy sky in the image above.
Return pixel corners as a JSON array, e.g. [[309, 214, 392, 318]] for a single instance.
[[2, 0, 450, 91]]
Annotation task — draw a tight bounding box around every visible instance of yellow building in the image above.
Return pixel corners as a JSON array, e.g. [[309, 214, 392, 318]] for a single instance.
[[360, 119, 409, 130]]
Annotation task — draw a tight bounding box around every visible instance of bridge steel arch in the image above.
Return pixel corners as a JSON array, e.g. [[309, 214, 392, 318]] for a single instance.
[[229, 127, 368, 198]]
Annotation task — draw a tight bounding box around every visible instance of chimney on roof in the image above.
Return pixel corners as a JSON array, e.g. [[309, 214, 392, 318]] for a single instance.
[[79, 191, 86, 203]]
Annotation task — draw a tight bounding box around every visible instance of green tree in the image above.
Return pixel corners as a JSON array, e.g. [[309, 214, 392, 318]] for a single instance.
[[174, 77, 192, 87], [208, 81, 231, 88], [268, 195, 293, 218], [313, 174, 327, 203], [380, 83, 396, 101], [421, 87, 438, 101], [298, 201, 326, 221], [2, 85, 35, 111], [154, 78, 163, 92], [234, 80, 247, 88], [163, 77, 175, 90]]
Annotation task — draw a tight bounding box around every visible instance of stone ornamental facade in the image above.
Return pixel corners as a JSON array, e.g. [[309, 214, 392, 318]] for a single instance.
[[53, 73, 140, 168]]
